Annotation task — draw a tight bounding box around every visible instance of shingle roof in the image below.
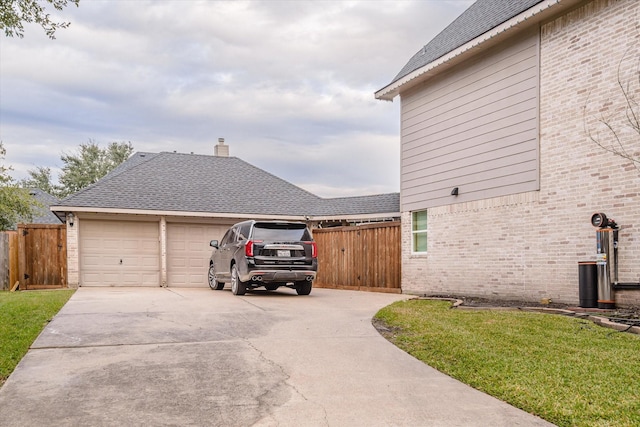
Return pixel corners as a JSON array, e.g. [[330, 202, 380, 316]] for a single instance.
[[28, 188, 62, 224], [55, 152, 399, 218], [389, 0, 544, 85], [317, 193, 400, 216]]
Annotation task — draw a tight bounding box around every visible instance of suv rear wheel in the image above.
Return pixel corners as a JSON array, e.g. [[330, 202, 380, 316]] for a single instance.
[[231, 264, 247, 295], [295, 281, 312, 296]]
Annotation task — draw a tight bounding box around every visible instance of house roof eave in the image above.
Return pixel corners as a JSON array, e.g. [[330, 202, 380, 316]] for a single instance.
[[49, 206, 309, 221], [50, 206, 401, 223], [313, 212, 400, 222]]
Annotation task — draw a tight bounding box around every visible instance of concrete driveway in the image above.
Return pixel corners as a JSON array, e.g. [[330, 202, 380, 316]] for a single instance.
[[0, 287, 554, 426]]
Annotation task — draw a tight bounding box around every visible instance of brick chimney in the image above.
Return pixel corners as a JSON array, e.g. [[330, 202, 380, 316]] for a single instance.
[[214, 138, 229, 157]]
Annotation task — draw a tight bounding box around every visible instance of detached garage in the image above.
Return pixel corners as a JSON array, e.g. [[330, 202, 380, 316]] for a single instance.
[[52, 143, 400, 288]]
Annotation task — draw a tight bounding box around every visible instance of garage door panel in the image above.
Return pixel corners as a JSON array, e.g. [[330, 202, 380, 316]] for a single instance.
[[167, 223, 228, 288], [172, 258, 187, 268], [121, 272, 159, 284], [83, 256, 103, 266], [84, 273, 100, 282], [104, 240, 125, 250], [170, 256, 207, 269], [170, 241, 186, 251], [189, 257, 206, 268], [103, 272, 121, 282], [141, 257, 159, 267], [189, 272, 206, 282], [80, 220, 160, 287], [141, 241, 159, 251], [171, 274, 187, 284], [121, 241, 138, 250], [188, 242, 202, 251], [83, 239, 102, 250]]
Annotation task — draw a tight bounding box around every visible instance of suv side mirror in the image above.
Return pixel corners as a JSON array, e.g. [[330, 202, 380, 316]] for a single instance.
[[209, 240, 219, 249]]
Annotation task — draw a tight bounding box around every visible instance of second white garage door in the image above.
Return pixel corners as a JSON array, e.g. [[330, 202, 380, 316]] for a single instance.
[[80, 219, 160, 286], [167, 223, 228, 287]]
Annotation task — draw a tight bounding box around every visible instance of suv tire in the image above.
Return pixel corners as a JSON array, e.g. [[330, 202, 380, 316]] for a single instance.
[[295, 281, 312, 296], [231, 264, 247, 295], [208, 264, 224, 290]]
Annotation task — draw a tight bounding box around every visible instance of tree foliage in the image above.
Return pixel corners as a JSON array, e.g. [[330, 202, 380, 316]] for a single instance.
[[0, 142, 39, 230], [19, 165, 60, 197], [57, 140, 134, 197], [0, 0, 79, 39]]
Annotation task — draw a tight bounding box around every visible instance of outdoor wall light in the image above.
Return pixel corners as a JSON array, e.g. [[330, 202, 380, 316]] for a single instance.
[[451, 187, 459, 196], [68, 213, 74, 227]]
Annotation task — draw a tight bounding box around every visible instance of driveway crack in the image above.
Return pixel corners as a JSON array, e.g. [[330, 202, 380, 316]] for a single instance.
[[246, 339, 329, 426]]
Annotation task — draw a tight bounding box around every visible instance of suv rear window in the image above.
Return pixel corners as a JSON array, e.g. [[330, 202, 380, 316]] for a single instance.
[[252, 223, 311, 241]]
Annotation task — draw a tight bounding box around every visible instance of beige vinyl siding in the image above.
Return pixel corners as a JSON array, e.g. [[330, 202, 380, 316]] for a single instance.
[[400, 27, 540, 211]]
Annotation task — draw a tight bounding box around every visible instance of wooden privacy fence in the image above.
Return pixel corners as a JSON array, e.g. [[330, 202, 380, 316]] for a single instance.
[[0, 224, 67, 290], [314, 222, 401, 293]]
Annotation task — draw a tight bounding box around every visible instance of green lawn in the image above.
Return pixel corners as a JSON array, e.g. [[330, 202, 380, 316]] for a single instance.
[[375, 299, 640, 427], [0, 289, 75, 387]]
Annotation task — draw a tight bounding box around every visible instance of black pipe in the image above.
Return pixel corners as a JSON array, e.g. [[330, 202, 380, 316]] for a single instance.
[[614, 283, 640, 290]]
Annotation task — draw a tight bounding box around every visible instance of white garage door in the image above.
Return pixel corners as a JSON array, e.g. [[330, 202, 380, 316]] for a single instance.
[[167, 223, 228, 287], [80, 220, 160, 286]]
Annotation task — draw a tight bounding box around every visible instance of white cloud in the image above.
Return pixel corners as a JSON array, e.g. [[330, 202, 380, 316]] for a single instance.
[[0, 0, 472, 195]]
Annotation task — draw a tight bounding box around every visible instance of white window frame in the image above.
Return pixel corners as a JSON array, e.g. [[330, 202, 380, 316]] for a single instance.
[[411, 210, 428, 254]]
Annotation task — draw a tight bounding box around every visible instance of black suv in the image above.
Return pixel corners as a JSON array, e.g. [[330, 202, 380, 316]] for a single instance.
[[208, 220, 318, 295]]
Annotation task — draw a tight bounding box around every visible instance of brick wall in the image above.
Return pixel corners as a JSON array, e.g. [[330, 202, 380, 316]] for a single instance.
[[66, 215, 79, 288], [401, 0, 640, 306]]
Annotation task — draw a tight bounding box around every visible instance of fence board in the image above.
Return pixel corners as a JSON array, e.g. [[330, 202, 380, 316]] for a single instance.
[[17, 224, 67, 290], [0, 231, 18, 290], [314, 222, 401, 293], [0, 233, 7, 290], [9, 231, 18, 289]]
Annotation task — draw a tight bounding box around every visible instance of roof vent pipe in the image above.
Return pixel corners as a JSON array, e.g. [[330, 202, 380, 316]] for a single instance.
[[215, 137, 229, 157]]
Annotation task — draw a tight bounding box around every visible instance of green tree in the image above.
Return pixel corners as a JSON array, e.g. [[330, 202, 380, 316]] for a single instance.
[[0, 142, 39, 230], [0, 0, 79, 39], [19, 166, 61, 197], [58, 140, 133, 197]]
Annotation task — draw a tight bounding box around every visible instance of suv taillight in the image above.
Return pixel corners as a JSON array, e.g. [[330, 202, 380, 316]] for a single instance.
[[305, 241, 317, 258], [245, 240, 263, 257]]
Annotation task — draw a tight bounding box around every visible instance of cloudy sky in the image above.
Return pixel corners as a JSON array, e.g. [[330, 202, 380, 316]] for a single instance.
[[0, 0, 472, 198]]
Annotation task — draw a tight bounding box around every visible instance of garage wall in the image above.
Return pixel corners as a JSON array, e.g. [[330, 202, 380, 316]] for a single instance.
[[166, 223, 229, 287]]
